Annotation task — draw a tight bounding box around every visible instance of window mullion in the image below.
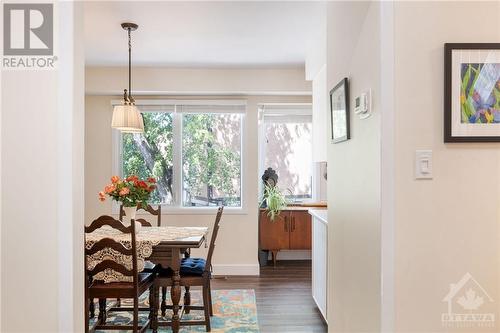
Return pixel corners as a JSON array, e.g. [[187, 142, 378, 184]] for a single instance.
[[172, 110, 183, 208]]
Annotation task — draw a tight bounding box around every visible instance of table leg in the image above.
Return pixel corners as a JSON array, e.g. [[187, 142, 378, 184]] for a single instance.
[[184, 286, 191, 314], [170, 248, 182, 333], [171, 269, 181, 333]]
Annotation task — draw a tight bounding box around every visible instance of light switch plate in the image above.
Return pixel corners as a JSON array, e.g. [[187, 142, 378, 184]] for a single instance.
[[415, 150, 433, 179]]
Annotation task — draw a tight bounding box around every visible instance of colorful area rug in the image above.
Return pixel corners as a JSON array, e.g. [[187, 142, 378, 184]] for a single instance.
[[92, 289, 259, 332]]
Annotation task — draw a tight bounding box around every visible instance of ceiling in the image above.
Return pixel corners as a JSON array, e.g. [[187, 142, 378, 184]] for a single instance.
[[84, 1, 323, 67]]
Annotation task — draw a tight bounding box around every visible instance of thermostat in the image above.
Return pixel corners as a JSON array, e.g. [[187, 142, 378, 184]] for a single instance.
[[354, 90, 371, 119]]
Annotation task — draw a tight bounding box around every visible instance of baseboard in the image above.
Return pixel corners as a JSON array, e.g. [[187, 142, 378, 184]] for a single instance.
[[212, 264, 260, 276], [312, 295, 328, 324], [268, 250, 312, 260]]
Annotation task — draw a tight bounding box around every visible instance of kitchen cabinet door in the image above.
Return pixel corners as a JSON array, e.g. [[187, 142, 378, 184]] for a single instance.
[[289, 211, 312, 250], [259, 210, 290, 250]]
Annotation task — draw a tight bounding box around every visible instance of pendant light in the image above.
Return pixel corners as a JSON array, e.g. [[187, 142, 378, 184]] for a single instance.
[[111, 22, 144, 133]]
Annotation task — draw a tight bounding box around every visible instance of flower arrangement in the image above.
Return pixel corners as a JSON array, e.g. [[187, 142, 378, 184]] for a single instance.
[[98, 175, 157, 208]]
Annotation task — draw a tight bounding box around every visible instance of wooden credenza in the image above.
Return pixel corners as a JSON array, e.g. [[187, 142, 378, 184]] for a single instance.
[[259, 208, 312, 266]]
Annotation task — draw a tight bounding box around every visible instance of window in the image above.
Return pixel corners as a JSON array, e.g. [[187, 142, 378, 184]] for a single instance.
[[182, 113, 242, 207], [118, 101, 245, 210], [260, 106, 312, 201], [122, 112, 174, 205]]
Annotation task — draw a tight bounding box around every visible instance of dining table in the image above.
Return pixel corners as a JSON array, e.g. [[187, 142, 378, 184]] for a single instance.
[[85, 224, 209, 333]]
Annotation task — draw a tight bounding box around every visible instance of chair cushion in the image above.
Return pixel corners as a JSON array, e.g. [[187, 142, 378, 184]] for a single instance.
[[142, 260, 157, 272], [180, 258, 206, 275], [90, 272, 154, 289]]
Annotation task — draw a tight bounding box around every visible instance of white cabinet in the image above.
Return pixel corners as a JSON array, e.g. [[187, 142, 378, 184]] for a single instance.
[[309, 209, 328, 322]]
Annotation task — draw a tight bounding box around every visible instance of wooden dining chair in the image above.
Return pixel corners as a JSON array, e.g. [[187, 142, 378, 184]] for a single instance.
[[153, 206, 224, 332], [117, 204, 161, 308], [85, 215, 158, 333], [119, 203, 162, 226], [119, 203, 159, 275]]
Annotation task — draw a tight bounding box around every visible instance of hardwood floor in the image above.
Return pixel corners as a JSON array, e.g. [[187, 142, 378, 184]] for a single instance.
[[211, 260, 327, 333]]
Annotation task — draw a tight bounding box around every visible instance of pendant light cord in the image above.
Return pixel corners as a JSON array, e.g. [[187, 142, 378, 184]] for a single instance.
[[128, 27, 132, 102]]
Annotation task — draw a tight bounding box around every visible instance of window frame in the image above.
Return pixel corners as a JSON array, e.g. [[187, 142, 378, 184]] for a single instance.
[[112, 99, 247, 215], [258, 103, 313, 203]]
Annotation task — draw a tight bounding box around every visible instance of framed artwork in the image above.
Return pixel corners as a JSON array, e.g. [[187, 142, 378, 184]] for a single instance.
[[444, 43, 500, 142], [330, 77, 350, 143]]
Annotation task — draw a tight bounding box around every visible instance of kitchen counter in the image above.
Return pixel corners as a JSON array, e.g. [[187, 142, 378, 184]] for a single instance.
[[260, 203, 327, 212], [308, 208, 328, 224]]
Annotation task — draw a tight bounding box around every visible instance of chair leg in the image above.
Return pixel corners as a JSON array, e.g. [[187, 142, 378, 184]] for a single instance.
[[184, 286, 191, 314], [133, 296, 139, 333], [202, 285, 211, 332], [98, 298, 107, 323], [207, 283, 213, 316], [89, 298, 95, 318], [116, 298, 121, 307], [148, 286, 154, 325], [85, 297, 90, 333], [152, 286, 160, 333], [161, 286, 167, 316]]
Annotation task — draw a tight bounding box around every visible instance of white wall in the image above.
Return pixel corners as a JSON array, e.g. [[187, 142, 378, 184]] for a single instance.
[[86, 67, 311, 96], [1, 2, 84, 332], [85, 68, 311, 275], [326, 2, 500, 333], [305, 2, 327, 164], [393, 2, 500, 332], [326, 2, 382, 332], [312, 65, 328, 163]]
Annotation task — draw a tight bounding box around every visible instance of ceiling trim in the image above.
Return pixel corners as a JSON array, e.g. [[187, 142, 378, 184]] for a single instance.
[[86, 90, 312, 96]]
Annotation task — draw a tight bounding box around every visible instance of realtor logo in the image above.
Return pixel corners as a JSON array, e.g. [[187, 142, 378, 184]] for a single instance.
[[442, 273, 495, 328], [4, 3, 53, 55], [2, 3, 56, 69]]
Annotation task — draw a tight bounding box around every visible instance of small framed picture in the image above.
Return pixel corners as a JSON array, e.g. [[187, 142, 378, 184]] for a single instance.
[[330, 77, 350, 143], [444, 43, 500, 142]]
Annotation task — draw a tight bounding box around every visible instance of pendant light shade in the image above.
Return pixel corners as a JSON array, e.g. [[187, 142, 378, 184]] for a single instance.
[[112, 22, 143, 133], [112, 104, 144, 133]]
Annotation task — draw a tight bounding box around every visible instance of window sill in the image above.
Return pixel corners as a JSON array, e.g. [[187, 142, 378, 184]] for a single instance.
[[112, 203, 248, 216], [159, 207, 248, 215]]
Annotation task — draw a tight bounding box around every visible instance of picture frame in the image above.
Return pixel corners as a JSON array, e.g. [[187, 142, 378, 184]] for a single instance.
[[444, 43, 500, 142], [329, 77, 350, 143]]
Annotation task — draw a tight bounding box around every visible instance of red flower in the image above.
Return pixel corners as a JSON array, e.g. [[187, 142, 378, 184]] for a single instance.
[[126, 175, 139, 182], [137, 181, 148, 189], [147, 177, 157, 184], [110, 175, 120, 184], [148, 185, 156, 192]]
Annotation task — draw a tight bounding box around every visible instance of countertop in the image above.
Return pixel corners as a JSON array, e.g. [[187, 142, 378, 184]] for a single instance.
[[259, 203, 327, 212], [308, 209, 328, 224]]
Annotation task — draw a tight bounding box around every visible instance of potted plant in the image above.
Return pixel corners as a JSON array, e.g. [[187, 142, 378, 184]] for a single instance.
[[258, 182, 288, 266], [98, 175, 157, 230], [260, 182, 288, 222]]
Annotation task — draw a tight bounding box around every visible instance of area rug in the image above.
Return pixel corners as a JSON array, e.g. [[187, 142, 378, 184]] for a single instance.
[[91, 289, 259, 333]]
